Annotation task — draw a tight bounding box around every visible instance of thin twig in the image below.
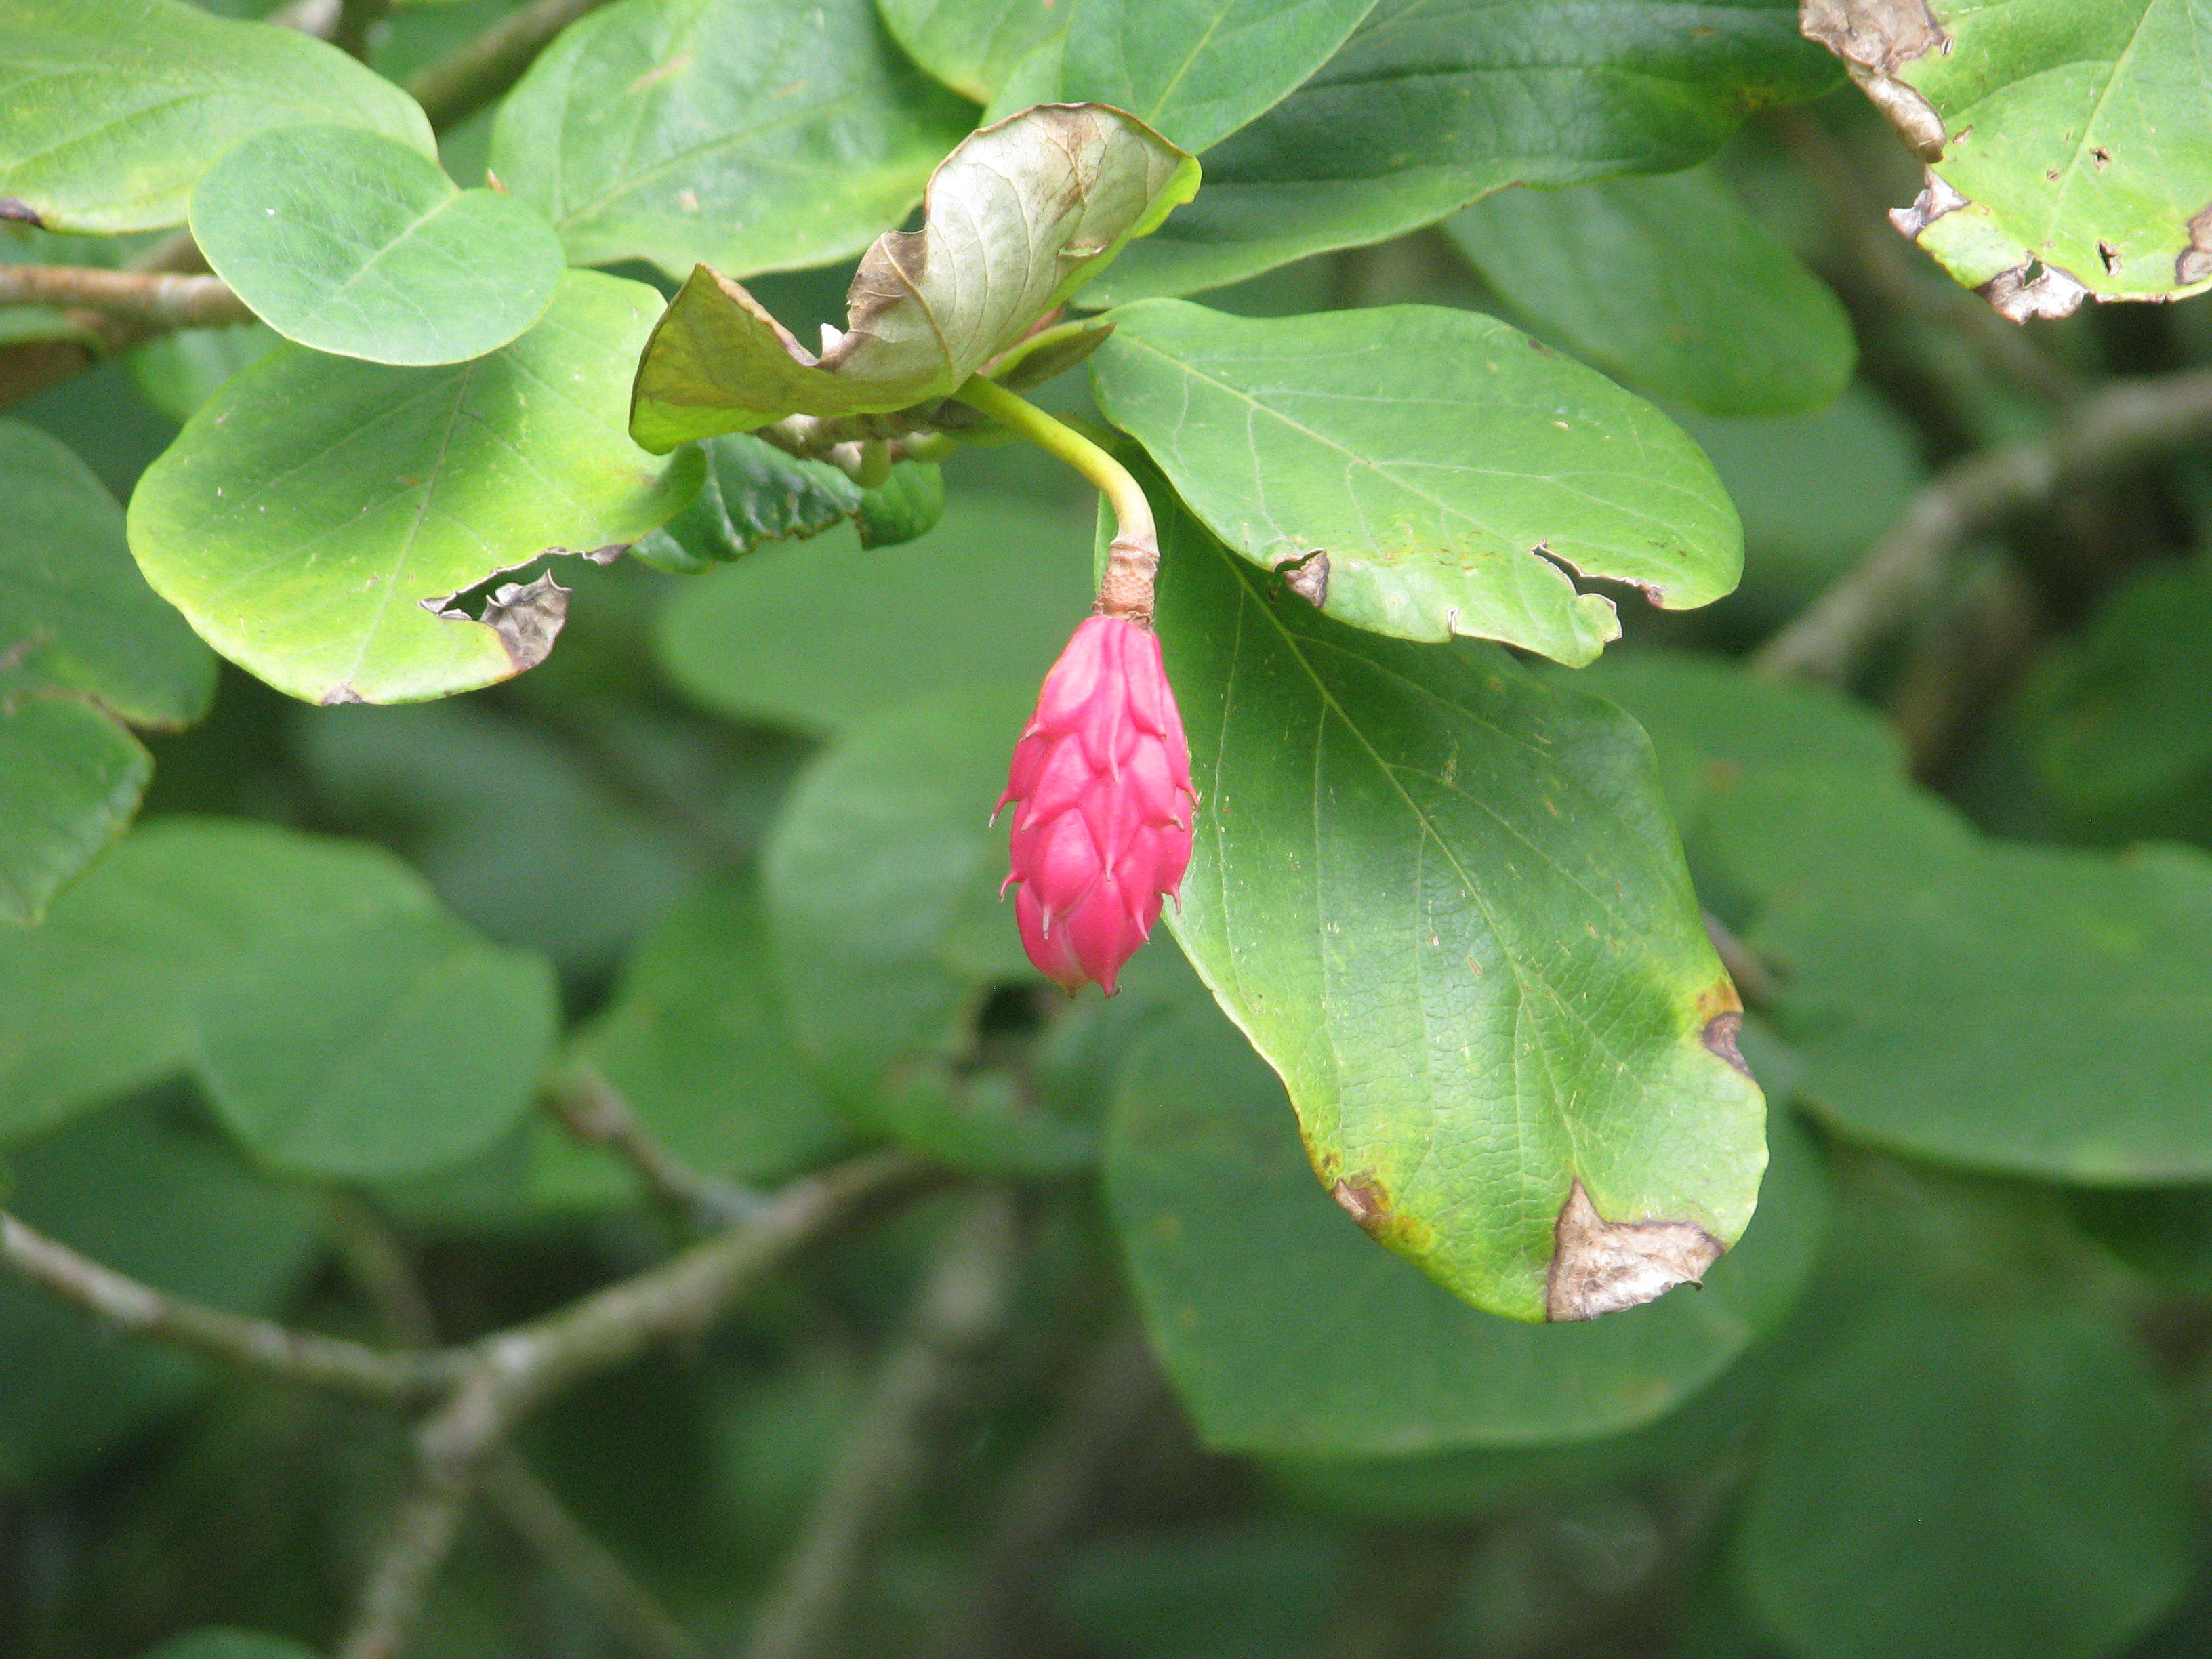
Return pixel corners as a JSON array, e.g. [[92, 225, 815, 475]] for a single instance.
[[405, 0, 620, 133], [483, 1454, 706, 1659], [327, 1195, 708, 1659], [743, 1187, 1023, 1659], [926, 1324, 1168, 1659], [0, 266, 253, 329], [329, 1149, 937, 1659], [1753, 367, 2212, 686], [0, 1211, 455, 1399], [545, 1067, 764, 1229]]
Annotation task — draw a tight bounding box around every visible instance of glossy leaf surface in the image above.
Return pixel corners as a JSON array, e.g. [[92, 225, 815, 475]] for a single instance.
[[1444, 169, 1857, 418], [190, 125, 564, 366], [1092, 302, 1742, 665], [1108, 1008, 1821, 1452], [129, 271, 702, 706], [630, 104, 1196, 451], [0, 0, 434, 232], [490, 0, 972, 277], [1151, 493, 1765, 1320], [1088, 0, 1837, 302]]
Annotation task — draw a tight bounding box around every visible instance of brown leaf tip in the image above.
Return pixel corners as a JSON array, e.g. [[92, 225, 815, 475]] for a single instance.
[[1801, 0, 1950, 159], [1331, 1176, 1388, 1230], [1545, 1181, 1723, 1322], [1702, 1010, 1751, 1076]]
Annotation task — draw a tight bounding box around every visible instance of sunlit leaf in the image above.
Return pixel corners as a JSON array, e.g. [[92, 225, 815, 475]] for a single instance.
[[190, 124, 564, 366], [1092, 301, 1742, 665], [0, 0, 433, 232]]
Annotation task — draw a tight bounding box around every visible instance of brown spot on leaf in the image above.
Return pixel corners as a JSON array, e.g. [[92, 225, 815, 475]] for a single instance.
[[1282, 550, 1330, 608], [2092, 147, 2112, 167], [2099, 240, 2121, 274], [1332, 1176, 1387, 1229], [0, 198, 41, 226], [1703, 1011, 1750, 1076], [1801, 0, 1950, 159], [2177, 202, 2212, 286], [1978, 259, 2090, 321], [1889, 168, 1967, 239], [476, 573, 570, 671], [1545, 1181, 1724, 1322], [320, 683, 367, 705]]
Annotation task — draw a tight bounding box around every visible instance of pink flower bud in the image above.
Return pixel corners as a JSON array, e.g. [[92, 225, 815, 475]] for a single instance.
[[999, 614, 1195, 995]]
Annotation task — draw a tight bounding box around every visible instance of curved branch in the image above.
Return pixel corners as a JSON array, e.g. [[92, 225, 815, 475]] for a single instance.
[[0, 1210, 455, 1399], [1754, 367, 2212, 686]]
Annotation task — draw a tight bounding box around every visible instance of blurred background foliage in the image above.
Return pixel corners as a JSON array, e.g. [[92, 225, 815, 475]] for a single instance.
[[10, 4, 2212, 1657]]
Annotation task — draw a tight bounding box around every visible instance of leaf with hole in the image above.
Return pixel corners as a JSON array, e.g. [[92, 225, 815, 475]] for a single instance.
[[1108, 1007, 1822, 1454], [0, 0, 434, 232], [0, 422, 213, 925], [1086, 0, 1838, 304], [127, 270, 703, 706], [1443, 169, 1857, 418], [1808, 0, 2212, 315], [628, 104, 1197, 451], [1092, 301, 1743, 665], [490, 0, 972, 279], [190, 125, 564, 367], [1151, 490, 1766, 1321]]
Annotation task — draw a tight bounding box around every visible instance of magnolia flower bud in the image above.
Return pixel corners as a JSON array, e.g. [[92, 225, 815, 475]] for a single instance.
[[999, 614, 1195, 994]]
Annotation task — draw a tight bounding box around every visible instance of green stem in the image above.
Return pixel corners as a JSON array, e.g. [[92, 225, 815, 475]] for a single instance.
[[953, 374, 1155, 552], [953, 374, 1160, 621]]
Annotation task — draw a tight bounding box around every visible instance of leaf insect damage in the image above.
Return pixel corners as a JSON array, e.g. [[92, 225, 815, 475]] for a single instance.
[[1547, 1181, 1725, 1321], [1799, 0, 1949, 161]]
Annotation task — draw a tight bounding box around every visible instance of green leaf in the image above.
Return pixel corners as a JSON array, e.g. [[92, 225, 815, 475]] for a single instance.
[[628, 104, 1197, 451], [1107, 1006, 1824, 1455], [0, 422, 213, 924], [632, 434, 943, 573], [1092, 302, 1743, 665], [489, 0, 972, 278], [1086, 0, 1839, 304], [139, 1631, 325, 1659], [0, 1093, 323, 1486], [1736, 1296, 2192, 1659], [2021, 560, 2212, 814], [764, 684, 1097, 1172], [537, 867, 850, 1205], [190, 911, 556, 1180], [876, 0, 1062, 101], [1152, 494, 1767, 1322], [1059, 0, 1377, 154], [0, 818, 556, 1179], [1744, 814, 2212, 1184], [127, 323, 278, 423], [1443, 169, 1857, 419], [190, 124, 565, 367], [127, 270, 704, 706], [1809, 0, 2212, 315], [660, 492, 1094, 737], [0, 0, 434, 233]]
